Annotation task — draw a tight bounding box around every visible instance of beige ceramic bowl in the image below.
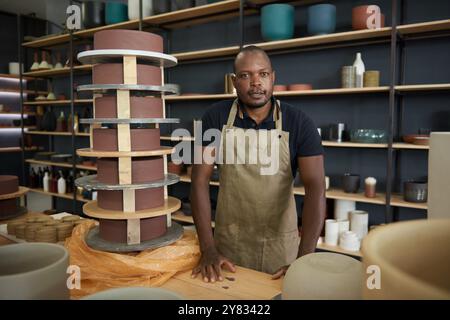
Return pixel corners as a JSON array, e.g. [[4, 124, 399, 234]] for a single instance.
[[0, 243, 69, 300], [362, 219, 450, 299]]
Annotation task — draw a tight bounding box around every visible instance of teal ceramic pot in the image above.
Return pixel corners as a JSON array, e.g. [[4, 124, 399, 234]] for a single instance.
[[261, 4, 295, 41], [105, 2, 128, 24], [307, 4, 336, 35], [350, 129, 387, 143]]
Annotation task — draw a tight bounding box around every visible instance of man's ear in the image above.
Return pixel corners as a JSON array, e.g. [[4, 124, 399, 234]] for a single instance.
[[231, 73, 237, 88]]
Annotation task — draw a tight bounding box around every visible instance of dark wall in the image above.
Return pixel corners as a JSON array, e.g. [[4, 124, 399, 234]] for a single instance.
[[166, 0, 450, 225]]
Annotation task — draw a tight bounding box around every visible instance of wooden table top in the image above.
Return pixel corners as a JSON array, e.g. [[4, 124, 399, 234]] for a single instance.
[[0, 213, 282, 300]]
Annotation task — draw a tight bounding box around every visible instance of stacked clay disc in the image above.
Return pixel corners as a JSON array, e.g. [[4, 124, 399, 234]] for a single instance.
[[0, 175, 28, 220], [75, 30, 182, 252]]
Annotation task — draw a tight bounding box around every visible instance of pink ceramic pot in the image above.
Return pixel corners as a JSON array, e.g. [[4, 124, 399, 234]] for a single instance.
[[287, 83, 313, 91], [352, 5, 385, 30]]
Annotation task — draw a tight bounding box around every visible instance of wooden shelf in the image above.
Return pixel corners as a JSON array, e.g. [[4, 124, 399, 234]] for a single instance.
[[172, 210, 215, 228], [0, 147, 21, 153], [397, 19, 450, 35], [0, 89, 48, 95], [161, 135, 195, 142], [23, 99, 93, 106], [395, 83, 450, 92], [322, 141, 429, 150], [21, 0, 261, 48], [0, 126, 35, 130], [22, 65, 93, 78], [316, 239, 363, 258], [29, 187, 89, 203], [166, 87, 390, 101], [0, 73, 34, 81], [173, 27, 392, 62], [26, 131, 90, 137], [390, 195, 428, 210], [25, 159, 97, 171], [179, 175, 426, 210]]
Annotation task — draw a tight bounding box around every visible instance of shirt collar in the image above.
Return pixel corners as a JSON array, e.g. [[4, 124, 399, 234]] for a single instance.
[[237, 96, 277, 124]]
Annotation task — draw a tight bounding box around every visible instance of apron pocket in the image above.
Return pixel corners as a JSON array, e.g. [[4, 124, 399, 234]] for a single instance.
[[262, 231, 300, 274]]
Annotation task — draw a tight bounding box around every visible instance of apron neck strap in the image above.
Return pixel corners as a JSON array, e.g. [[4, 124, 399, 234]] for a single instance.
[[226, 98, 282, 130]]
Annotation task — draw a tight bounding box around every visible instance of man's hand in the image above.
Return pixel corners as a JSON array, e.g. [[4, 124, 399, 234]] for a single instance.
[[191, 246, 236, 283], [271, 265, 289, 280]]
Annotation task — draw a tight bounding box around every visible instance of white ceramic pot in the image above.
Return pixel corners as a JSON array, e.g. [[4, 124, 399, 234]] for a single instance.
[[324, 219, 339, 245], [128, 0, 153, 20], [350, 210, 369, 240], [0, 243, 70, 299], [82, 287, 184, 300], [339, 231, 360, 251], [8, 62, 24, 75], [334, 199, 356, 220]]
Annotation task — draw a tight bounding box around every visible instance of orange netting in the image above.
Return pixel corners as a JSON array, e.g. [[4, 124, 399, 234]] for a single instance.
[[65, 220, 200, 299]]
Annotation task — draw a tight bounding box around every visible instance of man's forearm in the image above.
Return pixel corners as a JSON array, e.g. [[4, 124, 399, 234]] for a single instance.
[[298, 182, 326, 257], [191, 179, 215, 252]]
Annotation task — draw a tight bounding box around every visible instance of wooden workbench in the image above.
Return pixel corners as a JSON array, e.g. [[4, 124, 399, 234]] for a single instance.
[[0, 214, 282, 300]]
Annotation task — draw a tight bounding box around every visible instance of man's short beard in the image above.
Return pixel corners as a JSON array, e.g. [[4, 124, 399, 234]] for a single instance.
[[245, 97, 271, 109]]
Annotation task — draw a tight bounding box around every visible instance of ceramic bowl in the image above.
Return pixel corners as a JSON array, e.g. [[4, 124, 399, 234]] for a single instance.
[[273, 85, 288, 92], [402, 134, 430, 146], [350, 129, 387, 143], [403, 180, 428, 203], [287, 83, 313, 91], [0, 243, 69, 299]]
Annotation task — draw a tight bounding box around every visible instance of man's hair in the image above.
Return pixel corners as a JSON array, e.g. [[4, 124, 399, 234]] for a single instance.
[[233, 45, 272, 73]]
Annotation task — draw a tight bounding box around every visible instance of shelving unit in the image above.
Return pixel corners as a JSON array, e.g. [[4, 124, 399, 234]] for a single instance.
[[25, 131, 89, 137], [25, 159, 97, 171], [28, 187, 89, 203], [15, 1, 448, 257]]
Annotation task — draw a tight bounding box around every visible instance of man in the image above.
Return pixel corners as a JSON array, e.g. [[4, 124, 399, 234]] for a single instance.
[[190, 46, 326, 283]]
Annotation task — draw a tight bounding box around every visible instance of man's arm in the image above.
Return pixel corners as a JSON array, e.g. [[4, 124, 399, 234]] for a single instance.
[[297, 155, 326, 257], [190, 147, 235, 283]]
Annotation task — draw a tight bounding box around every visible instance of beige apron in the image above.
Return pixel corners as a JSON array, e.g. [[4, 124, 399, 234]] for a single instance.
[[214, 99, 300, 274]]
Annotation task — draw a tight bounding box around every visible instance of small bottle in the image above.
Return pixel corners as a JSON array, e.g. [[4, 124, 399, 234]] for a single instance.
[[29, 168, 37, 188], [353, 52, 365, 88], [66, 170, 74, 194], [58, 171, 66, 194], [365, 177, 377, 198], [51, 171, 58, 193], [67, 113, 72, 133], [56, 111, 67, 132], [43, 171, 50, 192]]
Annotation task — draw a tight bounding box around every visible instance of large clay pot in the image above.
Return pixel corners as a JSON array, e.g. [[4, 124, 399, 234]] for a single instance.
[[128, 0, 153, 20], [105, 2, 128, 24], [261, 4, 295, 41], [0, 243, 69, 299], [307, 4, 336, 36], [352, 5, 385, 30], [362, 219, 450, 299], [82, 1, 105, 28]]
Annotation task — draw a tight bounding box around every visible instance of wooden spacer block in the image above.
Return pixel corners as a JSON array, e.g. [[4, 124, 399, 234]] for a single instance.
[[166, 213, 172, 228], [117, 123, 131, 152], [123, 189, 136, 213], [123, 56, 137, 85], [127, 218, 141, 244], [116, 90, 131, 119], [118, 157, 132, 185]]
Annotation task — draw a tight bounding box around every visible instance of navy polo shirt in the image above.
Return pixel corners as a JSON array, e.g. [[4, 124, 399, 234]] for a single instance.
[[200, 98, 324, 177]]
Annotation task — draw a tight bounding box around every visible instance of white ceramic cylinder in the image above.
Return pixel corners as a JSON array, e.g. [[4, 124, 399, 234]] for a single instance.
[[350, 210, 369, 240], [325, 176, 330, 190], [43, 172, 50, 192], [8, 62, 23, 75], [128, 0, 153, 20], [337, 219, 350, 237], [325, 219, 339, 245], [334, 199, 356, 220], [339, 231, 361, 251], [57, 177, 66, 194]]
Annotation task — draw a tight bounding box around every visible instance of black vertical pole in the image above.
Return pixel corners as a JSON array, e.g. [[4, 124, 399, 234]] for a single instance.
[[385, 0, 398, 223], [139, 0, 143, 31], [70, 0, 76, 214], [239, 0, 244, 49], [17, 14, 26, 193]]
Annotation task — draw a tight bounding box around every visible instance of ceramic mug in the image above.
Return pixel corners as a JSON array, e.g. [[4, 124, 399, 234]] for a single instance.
[[343, 173, 360, 193]]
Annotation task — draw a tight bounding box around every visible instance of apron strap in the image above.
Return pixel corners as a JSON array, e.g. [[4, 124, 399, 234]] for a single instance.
[[226, 99, 239, 127], [226, 98, 282, 130]]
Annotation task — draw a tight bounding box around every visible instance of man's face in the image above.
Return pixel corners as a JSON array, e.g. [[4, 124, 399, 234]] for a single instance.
[[232, 52, 275, 109]]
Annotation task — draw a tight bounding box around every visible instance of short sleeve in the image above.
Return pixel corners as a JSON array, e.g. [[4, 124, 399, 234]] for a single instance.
[[200, 104, 223, 147], [296, 114, 324, 157]]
